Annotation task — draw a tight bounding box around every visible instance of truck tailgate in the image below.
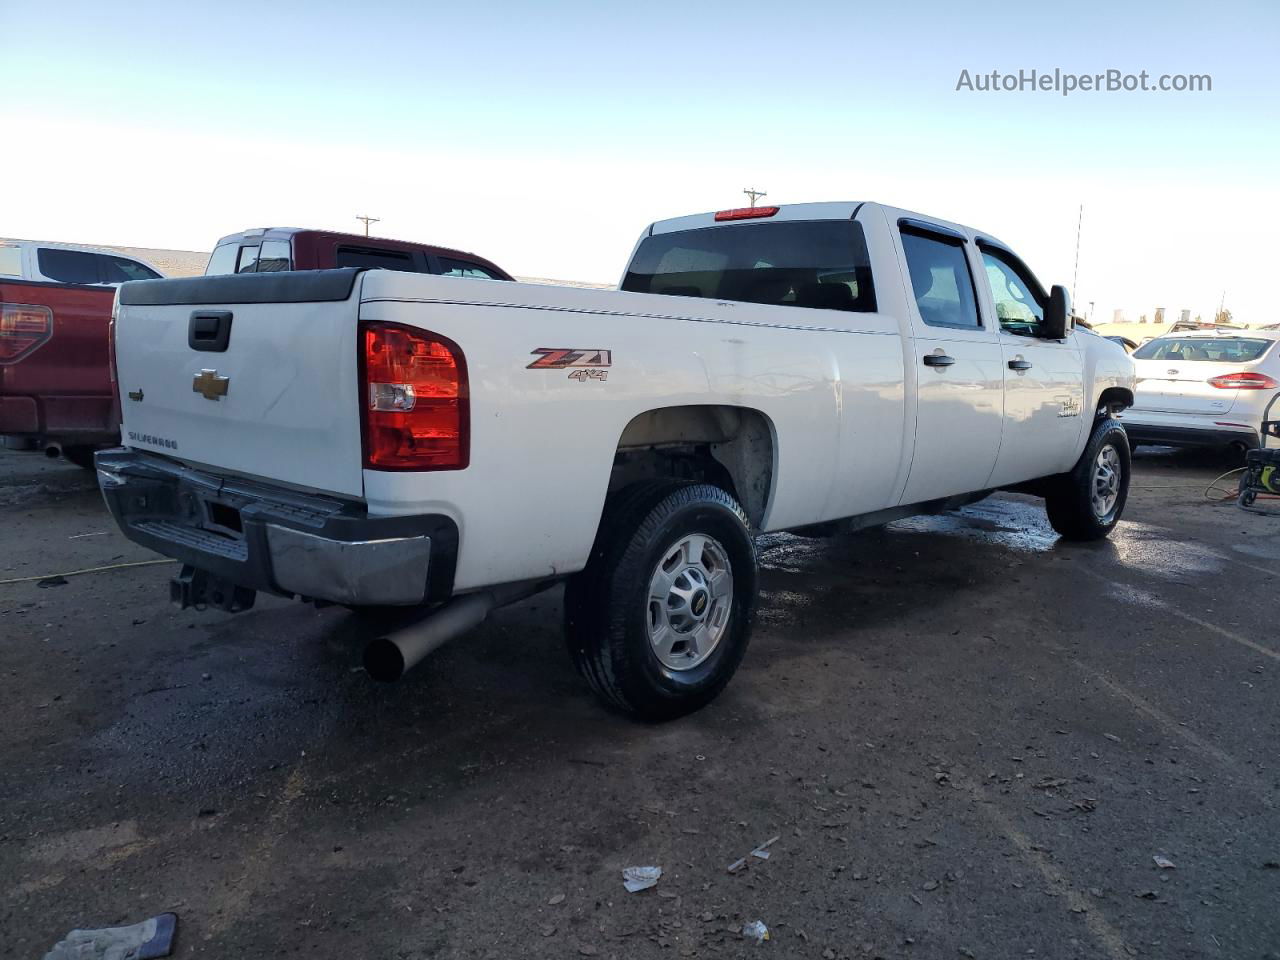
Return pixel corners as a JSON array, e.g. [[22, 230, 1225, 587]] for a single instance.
[[114, 269, 365, 497]]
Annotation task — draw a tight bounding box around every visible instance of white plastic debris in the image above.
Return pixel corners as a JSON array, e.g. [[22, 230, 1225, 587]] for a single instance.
[[751, 835, 781, 860], [742, 920, 770, 942], [622, 865, 662, 893], [1153, 855, 1176, 869]]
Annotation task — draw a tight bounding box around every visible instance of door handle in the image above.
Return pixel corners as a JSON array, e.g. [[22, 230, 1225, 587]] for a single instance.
[[1008, 359, 1033, 371], [922, 354, 955, 367], [188, 310, 233, 352]]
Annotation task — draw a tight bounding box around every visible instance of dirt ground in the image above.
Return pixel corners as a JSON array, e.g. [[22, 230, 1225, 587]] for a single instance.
[[1, 446, 1277, 960]]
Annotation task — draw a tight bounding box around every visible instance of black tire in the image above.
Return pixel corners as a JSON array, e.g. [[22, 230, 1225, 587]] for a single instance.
[[61, 446, 98, 470], [1045, 418, 1131, 541], [564, 481, 757, 721]]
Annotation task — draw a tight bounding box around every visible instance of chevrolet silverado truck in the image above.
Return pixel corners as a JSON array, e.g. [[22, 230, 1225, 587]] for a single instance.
[[97, 201, 1135, 719], [1, 240, 163, 464]]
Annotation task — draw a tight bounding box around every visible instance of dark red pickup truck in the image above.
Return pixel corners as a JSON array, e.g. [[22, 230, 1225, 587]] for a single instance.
[[1, 279, 124, 466], [205, 228, 514, 281]]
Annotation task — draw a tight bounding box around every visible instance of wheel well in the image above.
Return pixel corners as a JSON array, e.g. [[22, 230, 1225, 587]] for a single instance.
[[610, 405, 775, 527], [1097, 386, 1134, 416]]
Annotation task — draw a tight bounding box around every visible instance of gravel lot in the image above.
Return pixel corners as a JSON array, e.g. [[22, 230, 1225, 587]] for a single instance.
[[2, 446, 1277, 959]]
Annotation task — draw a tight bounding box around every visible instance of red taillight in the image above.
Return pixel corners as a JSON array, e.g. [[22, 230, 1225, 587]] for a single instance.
[[714, 206, 780, 222], [1207, 371, 1279, 390], [360, 321, 469, 470], [0, 302, 53, 364]]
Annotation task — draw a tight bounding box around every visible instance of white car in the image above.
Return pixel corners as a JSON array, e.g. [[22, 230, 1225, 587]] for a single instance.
[[0, 239, 163, 285], [1120, 331, 1280, 453], [99, 201, 1134, 718]]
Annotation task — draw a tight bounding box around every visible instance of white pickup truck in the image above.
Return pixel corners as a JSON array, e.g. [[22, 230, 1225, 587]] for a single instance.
[[98, 201, 1135, 719]]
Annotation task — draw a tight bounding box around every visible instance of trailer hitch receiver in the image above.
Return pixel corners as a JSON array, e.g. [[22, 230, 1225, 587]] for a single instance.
[[170, 565, 256, 613]]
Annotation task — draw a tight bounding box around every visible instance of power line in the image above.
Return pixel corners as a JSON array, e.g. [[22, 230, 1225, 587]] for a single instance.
[[1071, 203, 1083, 307], [355, 215, 380, 236], [743, 187, 767, 208]]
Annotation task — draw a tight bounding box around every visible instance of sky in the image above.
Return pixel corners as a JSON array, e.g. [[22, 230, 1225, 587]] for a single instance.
[[3, 0, 1277, 324]]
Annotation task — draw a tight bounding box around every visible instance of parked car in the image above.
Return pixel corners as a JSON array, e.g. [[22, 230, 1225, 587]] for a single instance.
[[204, 228, 514, 281], [1120, 330, 1280, 453], [98, 201, 1134, 718], [1, 241, 164, 464], [0, 239, 163, 286]]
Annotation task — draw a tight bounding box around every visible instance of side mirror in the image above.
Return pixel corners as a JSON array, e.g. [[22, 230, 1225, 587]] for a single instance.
[[1044, 285, 1071, 339]]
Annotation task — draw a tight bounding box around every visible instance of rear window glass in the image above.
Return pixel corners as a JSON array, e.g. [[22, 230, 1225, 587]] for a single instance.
[[0, 245, 20, 277], [37, 248, 101, 284], [205, 243, 238, 276], [334, 246, 419, 272], [438, 257, 503, 280], [236, 245, 261, 273], [1132, 337, 1273, 363], [621, 220, 876, 313], [256, 239, 291, 273], [100, 256, 161, 283]]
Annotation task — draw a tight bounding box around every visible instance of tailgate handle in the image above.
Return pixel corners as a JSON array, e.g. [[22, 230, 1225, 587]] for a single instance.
[[188, 310, 233, 352]]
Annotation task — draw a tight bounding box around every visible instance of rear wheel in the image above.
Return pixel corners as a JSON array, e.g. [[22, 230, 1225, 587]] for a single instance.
[[1045, 418, 1131, 541], [564, 481, 757, 720]]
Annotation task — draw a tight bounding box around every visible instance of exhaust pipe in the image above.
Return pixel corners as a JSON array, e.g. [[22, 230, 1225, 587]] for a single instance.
[[362, 581, 548, 682], [363, 592, 496, 682], [1229, 439, 1251, 459], [44, 443, 62, 459]]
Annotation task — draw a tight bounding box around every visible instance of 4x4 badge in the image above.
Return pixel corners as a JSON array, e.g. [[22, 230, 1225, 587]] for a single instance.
[[193, 369, 230, 401], [527, 348, 611, 382]]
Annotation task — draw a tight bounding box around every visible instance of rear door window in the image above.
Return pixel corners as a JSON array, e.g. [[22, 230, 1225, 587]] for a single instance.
[[256, 239, 292, 273], [235, 245, 262, 273], [899, 229, 981, 329], [438, 257, 503, 280], [37, 248, 102, 284], [334, 246, 418, 272], [205, 243, 239, 276], [622, 220, 877, 313]]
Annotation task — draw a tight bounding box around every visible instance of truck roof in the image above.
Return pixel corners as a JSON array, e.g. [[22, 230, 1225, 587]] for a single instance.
[[644, 201, 1011, 250], [212, 226, 493, 263]]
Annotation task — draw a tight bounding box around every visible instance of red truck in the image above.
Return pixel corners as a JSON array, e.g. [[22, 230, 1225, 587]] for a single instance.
[[1, 230, 513, 466], [204, 228, 514, 280], [1, 241, 164, 466]]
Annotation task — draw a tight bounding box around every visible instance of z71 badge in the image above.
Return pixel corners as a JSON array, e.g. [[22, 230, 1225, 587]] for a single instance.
[[527, 348, 611, 381]]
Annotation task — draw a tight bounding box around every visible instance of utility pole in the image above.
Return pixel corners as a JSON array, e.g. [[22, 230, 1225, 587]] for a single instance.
[[743, 187, 767, 208], [1071, 203, 1083, 307], [356, 215, 380, 237]]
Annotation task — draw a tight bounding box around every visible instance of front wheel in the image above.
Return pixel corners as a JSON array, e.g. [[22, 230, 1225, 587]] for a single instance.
[[1044, 418, 1131, 541], [564, 482, 757, 721]]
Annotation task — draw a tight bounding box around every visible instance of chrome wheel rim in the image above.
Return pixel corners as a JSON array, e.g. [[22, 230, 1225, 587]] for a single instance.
[[647, 533, 733, 671], [1092, 445, 1122, 519]]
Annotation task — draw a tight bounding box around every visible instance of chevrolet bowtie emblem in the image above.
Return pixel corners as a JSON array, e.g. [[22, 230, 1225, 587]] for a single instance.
[[192, 369, 230, 401]]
